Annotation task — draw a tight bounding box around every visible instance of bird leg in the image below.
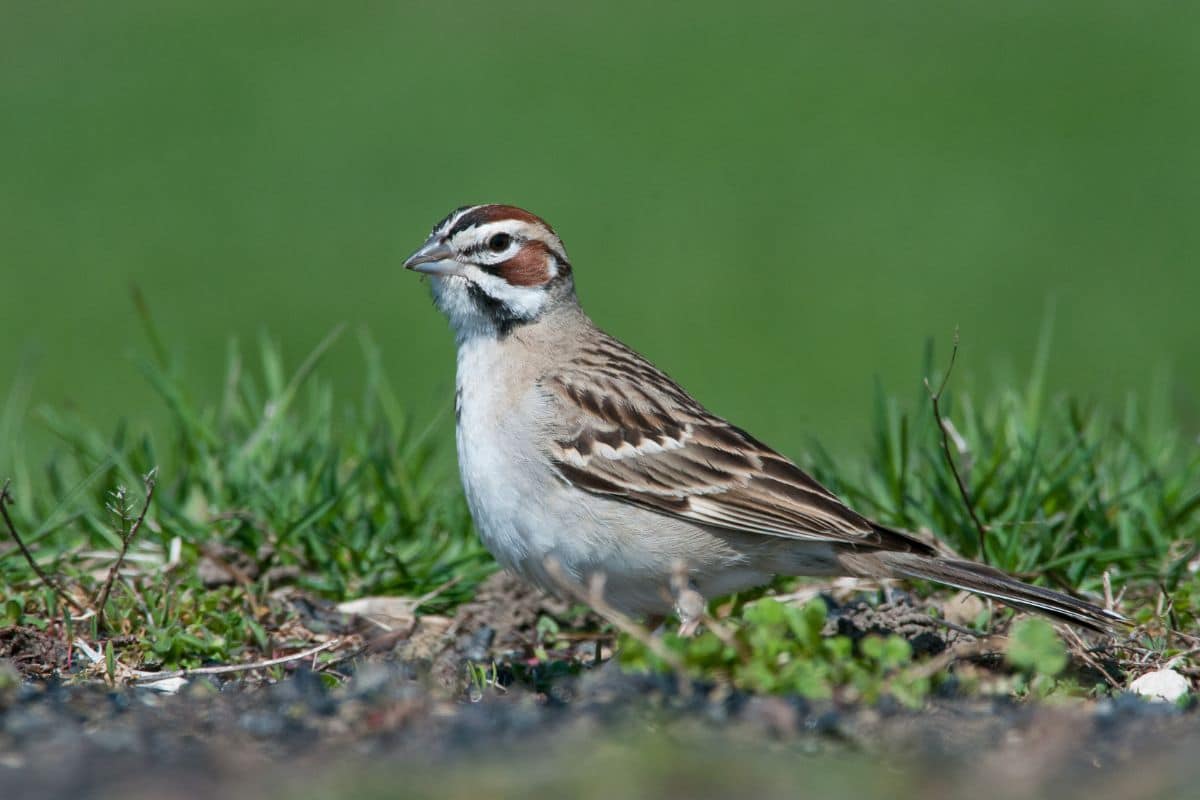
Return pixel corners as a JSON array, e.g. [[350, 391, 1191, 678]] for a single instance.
[[670, 560, 707, 637]]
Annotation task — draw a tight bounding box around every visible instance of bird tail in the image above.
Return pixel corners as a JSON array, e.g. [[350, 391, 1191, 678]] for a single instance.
[[850, 550, 1128, 633]]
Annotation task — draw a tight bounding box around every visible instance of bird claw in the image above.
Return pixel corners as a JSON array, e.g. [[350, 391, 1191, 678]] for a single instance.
[[677, 612, 702, 638], [673, 586, 707, 638], [669, 559, 707, 637]]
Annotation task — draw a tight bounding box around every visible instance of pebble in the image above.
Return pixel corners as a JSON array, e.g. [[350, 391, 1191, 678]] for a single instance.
[[0, 648, 1197, 798], [464, 625, 496, 662], [137, 677, 188, 695], [239, 710, 286, 738], [4, 707, 52, 738], [1129, 669, 1191, 703]]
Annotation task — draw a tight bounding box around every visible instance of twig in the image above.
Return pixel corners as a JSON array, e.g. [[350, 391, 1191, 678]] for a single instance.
[[0, 480, 86, 614], [923, 614, 982, 639], [95, 470, 157, 630], [544, 558, 693, 699], [899, 636, 997, 682], [414, 574, 464, 608], [1060, 625, 1122, 689], [924, 329, 990, 564], [1169, 627, 1200, 647], [1164, 646, 1200, 669], [85, 638, 344, 683], [1156, 581, 1180, 647]]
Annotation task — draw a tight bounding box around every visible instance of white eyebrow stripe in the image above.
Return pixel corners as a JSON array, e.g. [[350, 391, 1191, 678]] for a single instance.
[[433, 206, 479, 239], [431, 206, 571, 267], [453, 221, 545, 247]]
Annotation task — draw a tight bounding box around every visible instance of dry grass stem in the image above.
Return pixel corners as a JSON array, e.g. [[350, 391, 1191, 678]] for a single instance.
[[924, 329, 991, 564], [0, 479, 86, 614]]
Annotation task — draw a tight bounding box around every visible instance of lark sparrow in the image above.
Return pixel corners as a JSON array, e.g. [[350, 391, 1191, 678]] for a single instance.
[[404, 204, 1123, 632]]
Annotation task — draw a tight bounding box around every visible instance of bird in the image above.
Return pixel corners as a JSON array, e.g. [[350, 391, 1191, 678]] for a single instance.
[[403, 204, 1125, 633]]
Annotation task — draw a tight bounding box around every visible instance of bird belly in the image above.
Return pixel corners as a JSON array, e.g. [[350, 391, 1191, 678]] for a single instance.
[[456, 417, 775, 615]]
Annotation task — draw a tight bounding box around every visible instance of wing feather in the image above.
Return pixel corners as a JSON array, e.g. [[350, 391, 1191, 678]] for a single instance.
[[542, 332, 886, 546]]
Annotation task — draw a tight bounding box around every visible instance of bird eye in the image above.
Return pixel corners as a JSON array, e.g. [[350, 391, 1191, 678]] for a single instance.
[[487, 233, 512, 252]]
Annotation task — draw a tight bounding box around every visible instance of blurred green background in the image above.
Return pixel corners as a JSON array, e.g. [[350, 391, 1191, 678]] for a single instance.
[[3, 1, 1198, 469]]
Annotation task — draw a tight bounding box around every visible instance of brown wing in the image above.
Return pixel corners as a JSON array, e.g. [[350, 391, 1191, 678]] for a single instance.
[[541, 331, 891, 546]]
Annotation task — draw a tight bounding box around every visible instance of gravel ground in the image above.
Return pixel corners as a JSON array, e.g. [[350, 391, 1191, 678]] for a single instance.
[[2, 574, 1196, 800], [3, 662, 1196, 800]]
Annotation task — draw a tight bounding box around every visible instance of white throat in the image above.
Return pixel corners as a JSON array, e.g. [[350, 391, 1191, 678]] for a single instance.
[[430, 274, 548, 345]]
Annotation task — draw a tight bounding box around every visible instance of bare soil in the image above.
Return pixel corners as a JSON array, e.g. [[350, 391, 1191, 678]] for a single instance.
[[1, 574, 1195, 800]]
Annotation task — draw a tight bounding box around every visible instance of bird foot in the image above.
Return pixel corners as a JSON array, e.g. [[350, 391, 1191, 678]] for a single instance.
[[674, 586, 707, 638]]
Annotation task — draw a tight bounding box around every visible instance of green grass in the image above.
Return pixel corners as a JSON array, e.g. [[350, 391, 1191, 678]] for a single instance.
[[804, 334, 1199, 595], [4, 1, 1200, 467], [620, 596, 934, 707], [1, 320, 492, 671], [1, 317, 1197, 701]]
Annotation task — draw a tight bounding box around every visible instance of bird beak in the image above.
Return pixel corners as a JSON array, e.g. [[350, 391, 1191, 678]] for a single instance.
[[403, 240, 462, 277]]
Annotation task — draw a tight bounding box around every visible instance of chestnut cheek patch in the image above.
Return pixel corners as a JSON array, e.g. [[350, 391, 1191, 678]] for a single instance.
[[501, 242, 555, 287]]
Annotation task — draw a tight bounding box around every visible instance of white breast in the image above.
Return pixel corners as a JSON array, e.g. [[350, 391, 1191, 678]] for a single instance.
[[452, 335, 773, 615], [454, 336, 553, 576]]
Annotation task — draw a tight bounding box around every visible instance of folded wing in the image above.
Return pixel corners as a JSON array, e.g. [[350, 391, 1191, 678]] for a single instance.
[[542, 332, 916, 550]]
